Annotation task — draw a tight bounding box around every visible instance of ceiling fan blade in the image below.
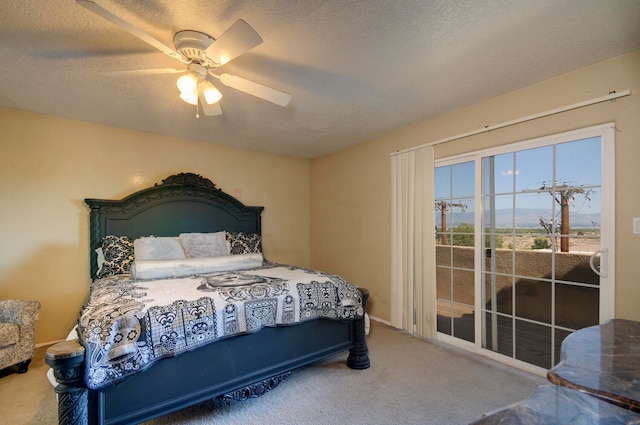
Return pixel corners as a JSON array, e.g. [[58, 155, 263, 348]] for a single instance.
[[198, 88, 223, 116], [101, 68, 185, 76], [77, 0, 186, 63], [204, 20, 263, 66], [216, 73, 291, 107]]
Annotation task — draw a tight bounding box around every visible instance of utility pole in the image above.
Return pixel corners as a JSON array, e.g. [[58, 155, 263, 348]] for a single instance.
[[436, 200, 467, 244], [538, 182, 593, 252]]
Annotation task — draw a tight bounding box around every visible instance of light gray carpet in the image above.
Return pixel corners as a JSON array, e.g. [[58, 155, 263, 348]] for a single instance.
[[0, 320, 547, 425]]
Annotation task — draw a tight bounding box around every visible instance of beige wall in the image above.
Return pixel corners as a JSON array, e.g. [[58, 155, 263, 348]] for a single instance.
[[311, 50, 640, 323], [3, 50, 639, 344], [0, 110, 311, 344]]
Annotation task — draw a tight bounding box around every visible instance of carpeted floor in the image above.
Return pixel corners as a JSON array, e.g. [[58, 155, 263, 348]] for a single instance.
[[0, 339, 56, 424], [0, 320, 547, 425]]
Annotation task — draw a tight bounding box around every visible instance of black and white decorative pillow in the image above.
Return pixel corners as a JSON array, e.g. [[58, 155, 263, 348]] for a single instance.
[[97, 235, 134, 278], [225, 231, 262, 255]]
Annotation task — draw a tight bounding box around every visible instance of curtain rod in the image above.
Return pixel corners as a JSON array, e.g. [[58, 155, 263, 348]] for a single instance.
[[390, 89, 631, 157]]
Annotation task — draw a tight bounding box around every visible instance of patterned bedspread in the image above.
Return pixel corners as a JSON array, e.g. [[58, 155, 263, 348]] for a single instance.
[[77, 262, 364, 390]]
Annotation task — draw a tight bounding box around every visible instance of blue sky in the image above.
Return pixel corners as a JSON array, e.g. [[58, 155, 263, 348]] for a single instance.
[[435, 136, 602, 225]]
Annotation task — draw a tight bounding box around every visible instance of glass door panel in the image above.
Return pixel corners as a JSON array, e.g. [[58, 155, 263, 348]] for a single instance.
[[435, 160, 475, 343], [481, 136, 605, 369], [483, 311, 513, 357], [555, 283, 599, 329], [515, 319, 552, 368], [515, 278, 552, 323]]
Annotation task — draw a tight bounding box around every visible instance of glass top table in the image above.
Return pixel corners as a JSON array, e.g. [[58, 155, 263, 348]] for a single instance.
[[547, 318, 640, 412], [470, 385, 640, 424]]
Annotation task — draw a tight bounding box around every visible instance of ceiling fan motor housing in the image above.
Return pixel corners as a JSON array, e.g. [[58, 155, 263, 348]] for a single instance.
[[173, 30, 215, 64]]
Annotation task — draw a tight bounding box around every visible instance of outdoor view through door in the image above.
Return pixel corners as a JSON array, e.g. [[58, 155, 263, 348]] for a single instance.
[[435, 124, 614, 371], [435, 160, 476, 343]]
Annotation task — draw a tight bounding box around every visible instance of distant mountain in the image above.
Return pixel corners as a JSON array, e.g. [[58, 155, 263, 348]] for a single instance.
[[437, 208, 600, 229]]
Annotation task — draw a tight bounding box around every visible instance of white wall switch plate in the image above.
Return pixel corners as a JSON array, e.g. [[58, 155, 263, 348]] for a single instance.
[[634, 217, 640, 234]]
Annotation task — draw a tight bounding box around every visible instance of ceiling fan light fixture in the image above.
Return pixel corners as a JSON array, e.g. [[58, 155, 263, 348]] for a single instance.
[[179, 91, 198, 105], [177, 73, 198, 96], [200, 81, 222, 104]]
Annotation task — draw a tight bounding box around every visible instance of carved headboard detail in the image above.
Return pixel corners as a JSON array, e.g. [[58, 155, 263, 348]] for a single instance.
[[156, 172, 218, 189]]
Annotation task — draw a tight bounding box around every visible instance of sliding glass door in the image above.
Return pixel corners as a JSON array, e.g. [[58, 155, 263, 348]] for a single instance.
[[435, 124, 615, 371]]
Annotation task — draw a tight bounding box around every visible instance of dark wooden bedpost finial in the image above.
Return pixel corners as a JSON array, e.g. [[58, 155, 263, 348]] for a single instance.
[[46, 340, 88, 425]]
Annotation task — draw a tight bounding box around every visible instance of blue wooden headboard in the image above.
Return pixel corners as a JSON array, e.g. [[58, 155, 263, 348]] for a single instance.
[[84, 173, 263, 279]]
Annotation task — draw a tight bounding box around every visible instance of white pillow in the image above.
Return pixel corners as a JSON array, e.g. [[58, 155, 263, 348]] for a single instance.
[[133, 237, 186, 261], [130, 253, 263, 280], [179, 232, 230, 258]]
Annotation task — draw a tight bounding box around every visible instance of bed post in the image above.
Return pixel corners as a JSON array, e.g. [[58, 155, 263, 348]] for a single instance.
[[347, 288, 370, 369], [46, 340, 88, 425]]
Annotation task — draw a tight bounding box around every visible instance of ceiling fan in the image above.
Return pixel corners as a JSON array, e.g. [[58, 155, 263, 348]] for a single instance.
[[77, 0, 291, 117]]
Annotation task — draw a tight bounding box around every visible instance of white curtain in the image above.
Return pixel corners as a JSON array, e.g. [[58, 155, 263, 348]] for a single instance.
[[390, 146, 436, 338]]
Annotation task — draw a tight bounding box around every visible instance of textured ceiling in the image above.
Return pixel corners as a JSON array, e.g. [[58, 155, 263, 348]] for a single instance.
[[1, 1, 639, 158]]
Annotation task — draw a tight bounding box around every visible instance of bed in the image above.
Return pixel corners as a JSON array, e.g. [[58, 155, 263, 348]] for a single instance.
[[46, 172, 369, 425]]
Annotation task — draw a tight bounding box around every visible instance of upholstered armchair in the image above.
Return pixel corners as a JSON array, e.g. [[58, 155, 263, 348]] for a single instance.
[[0, 300, 41, 373]]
